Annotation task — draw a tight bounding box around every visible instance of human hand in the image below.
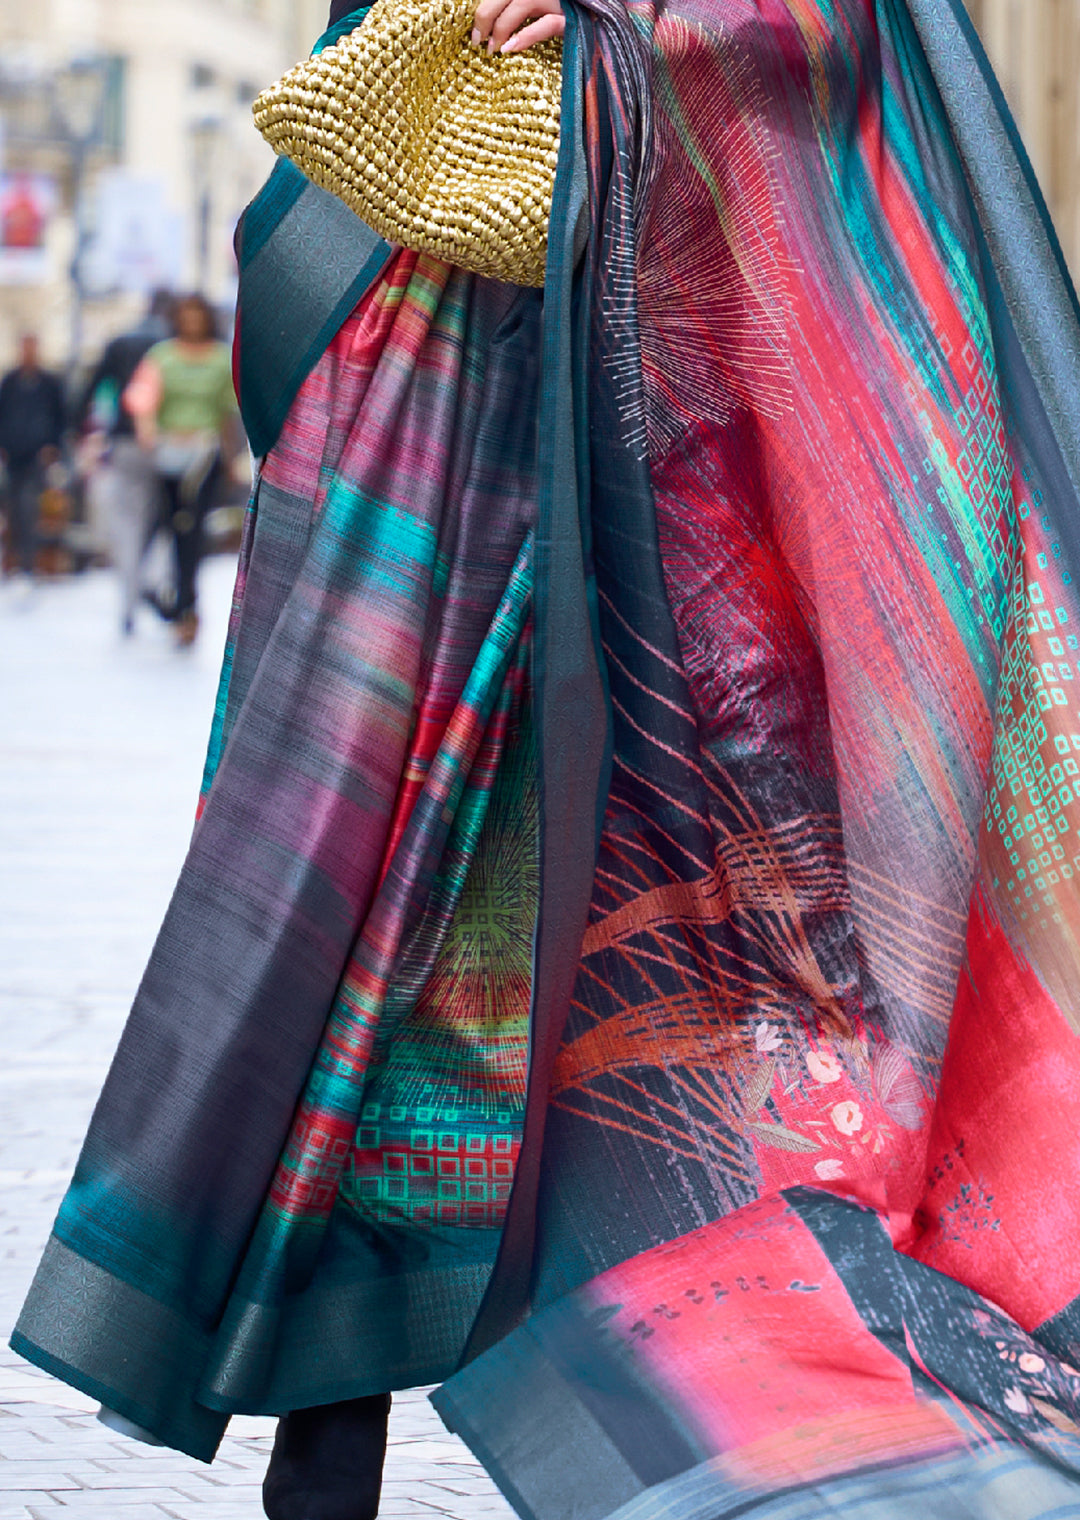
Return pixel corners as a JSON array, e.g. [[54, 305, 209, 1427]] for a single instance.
[[471, 0, 564, 54]]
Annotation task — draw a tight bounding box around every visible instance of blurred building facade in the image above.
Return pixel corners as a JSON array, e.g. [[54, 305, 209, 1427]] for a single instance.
[[0, 0, 330, 365], [967, 0, 1080, 279]]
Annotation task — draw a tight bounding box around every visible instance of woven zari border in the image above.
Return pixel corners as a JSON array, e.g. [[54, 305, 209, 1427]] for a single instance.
[[253, 0, 561, 287]]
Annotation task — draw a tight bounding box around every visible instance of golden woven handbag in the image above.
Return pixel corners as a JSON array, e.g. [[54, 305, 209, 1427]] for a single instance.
[[252, 0, 562, 287]]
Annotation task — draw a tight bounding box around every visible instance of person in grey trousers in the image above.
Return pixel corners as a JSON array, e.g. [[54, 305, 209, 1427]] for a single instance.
[[79, 290, 173, 635]]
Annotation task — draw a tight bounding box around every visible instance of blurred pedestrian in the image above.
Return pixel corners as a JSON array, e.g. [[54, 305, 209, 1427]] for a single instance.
[[79, 290, 174, 636], [0, 334, 66, 589], [123, 294, 238, 647]]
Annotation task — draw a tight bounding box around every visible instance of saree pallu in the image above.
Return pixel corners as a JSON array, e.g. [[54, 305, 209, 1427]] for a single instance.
[[14, 249, 541, 1457], [434, 1, 1080, 1517]]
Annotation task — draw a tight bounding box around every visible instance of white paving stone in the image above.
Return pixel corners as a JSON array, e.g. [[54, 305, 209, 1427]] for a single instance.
[[0, 563, 513, 1518]]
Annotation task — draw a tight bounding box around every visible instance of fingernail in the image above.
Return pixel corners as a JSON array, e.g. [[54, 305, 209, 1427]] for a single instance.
[[470, 27, 480, 42], [499, 38, 515, 51]]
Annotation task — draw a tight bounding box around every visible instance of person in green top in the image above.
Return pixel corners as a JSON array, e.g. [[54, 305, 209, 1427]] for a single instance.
[[124, 293, 239, 646]]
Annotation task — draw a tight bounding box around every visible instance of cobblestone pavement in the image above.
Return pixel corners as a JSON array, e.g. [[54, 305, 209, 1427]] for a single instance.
[[0, 562, 514, 1520]]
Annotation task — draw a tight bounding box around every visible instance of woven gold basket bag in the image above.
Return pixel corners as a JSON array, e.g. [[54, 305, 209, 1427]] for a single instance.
[[252, 0, 562, 287]]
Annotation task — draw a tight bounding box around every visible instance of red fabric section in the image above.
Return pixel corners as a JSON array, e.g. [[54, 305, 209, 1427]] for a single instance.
[[907, 888, 1080, 1329], [590, 1195, 949, 1453]]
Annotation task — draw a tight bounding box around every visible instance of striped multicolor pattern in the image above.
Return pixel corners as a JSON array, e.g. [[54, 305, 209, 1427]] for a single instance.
[[436, 0, 1080, 1515], [14, 249, 541, 1456]]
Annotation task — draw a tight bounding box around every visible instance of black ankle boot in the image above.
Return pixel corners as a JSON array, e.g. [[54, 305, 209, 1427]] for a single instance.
[[263, 1394, 392, 1520]]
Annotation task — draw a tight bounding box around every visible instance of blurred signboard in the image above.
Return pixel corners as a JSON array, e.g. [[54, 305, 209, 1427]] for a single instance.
[[84, 170, 184, 294], [0, 172, 56, 284]]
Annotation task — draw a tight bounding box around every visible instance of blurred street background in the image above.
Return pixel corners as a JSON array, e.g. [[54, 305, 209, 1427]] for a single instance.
[[0, 0, 327, 364], [0, 0, 1077, 1515]]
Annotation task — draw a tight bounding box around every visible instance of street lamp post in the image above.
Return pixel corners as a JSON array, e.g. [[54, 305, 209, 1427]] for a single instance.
[[189, 114, 223, 293], [53, 57, 110, 367]]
